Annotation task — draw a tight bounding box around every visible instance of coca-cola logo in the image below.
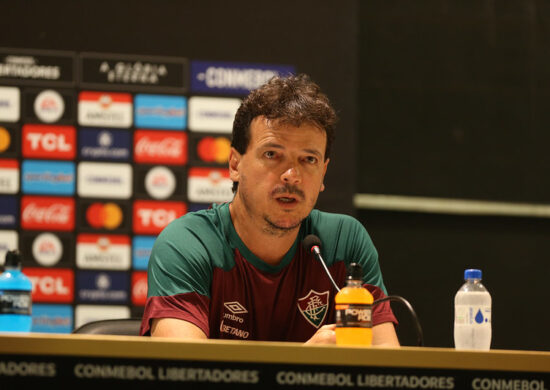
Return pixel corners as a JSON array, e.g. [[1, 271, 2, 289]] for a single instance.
[[135, 136, 183, 157], [21, 196, 75, 231], [134, 130, 187, 165]]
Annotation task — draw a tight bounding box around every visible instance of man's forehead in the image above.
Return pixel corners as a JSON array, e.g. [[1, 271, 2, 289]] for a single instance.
[[251, 116, 325, 134]]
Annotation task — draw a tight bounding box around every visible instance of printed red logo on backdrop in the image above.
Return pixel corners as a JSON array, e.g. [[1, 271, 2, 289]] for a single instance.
[[22, 124, 76, 160], [134, 130, 187, 165], [23, 268, 74, 303], [131, 271, 148, 306], [21, 196, 75, 231], [85, 202, 123, 230], [197, 136, 231, 164], [133, 200, 186, 234]]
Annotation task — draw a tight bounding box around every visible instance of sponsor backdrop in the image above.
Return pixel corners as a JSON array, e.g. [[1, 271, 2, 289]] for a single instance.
[[0, 1, 358, 337], [0, 47, 295, 332]]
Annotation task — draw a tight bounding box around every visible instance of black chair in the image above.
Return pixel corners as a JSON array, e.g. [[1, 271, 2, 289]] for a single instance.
[[72, 318, 142, 336]]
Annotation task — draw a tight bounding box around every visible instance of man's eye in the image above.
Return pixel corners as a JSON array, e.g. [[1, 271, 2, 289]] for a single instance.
[[264, 151, 276, 158], [305, 156, 318, 164]]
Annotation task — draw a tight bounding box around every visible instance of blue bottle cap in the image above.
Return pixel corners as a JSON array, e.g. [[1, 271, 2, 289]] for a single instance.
[[464, 269, 482, 280]]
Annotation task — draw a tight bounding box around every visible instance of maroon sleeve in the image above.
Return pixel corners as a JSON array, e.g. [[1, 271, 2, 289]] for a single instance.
[[364, 284, 398, 326], [140, 292, 210, 336]]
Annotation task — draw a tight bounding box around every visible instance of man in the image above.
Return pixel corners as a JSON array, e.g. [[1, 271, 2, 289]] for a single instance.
[[140, 74, 399, 346]]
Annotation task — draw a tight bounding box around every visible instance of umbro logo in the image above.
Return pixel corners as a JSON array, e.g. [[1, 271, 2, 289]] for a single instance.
[[224, 301, 248, 314]]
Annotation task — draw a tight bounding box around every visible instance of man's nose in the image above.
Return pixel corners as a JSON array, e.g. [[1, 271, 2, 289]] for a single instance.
[[281, 166, 301, 184]]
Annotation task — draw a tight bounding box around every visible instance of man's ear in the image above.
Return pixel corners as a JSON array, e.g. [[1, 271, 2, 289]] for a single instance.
[[229, 147, 242, 182]]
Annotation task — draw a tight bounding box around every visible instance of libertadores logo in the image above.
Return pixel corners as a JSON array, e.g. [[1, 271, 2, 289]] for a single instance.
[[297, 290, 329, 329]]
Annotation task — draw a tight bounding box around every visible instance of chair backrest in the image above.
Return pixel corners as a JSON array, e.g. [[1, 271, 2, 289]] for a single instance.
[[72, 318, 142, 336]]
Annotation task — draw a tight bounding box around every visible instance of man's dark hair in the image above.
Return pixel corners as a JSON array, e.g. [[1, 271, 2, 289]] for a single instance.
[[231, 73, 337, 192]]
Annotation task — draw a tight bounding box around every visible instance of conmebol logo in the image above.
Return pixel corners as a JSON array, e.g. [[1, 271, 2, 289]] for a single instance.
[[188, 96, 240, 133], [190, 61, 295, 95], [77, 162, 132, 199]]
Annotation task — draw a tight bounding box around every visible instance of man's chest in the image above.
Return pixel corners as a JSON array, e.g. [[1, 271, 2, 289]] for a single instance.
[[207, 255, 346, 342]]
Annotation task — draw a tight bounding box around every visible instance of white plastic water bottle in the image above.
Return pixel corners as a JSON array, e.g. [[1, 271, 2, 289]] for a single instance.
[[454, 269, 491, 350]]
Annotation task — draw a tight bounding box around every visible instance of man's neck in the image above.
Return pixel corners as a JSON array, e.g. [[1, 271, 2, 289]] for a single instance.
[[229, 203, 300, 266]]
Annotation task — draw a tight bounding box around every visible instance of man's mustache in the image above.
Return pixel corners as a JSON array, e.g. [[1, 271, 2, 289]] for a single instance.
[[271, 184, 305, 200]]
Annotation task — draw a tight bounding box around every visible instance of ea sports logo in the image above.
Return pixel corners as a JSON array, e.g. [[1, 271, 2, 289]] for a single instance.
[[32, 233, 63, 266], [145, 166, 176, 199], [34, 90, 65, 123]]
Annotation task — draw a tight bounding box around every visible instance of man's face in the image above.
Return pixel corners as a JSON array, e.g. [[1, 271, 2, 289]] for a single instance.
[[229, 116, 329, 235]]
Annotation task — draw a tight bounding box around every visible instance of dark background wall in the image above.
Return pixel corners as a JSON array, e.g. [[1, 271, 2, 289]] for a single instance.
[[358, 0, 550, 351], [1, 0, 358, 215]]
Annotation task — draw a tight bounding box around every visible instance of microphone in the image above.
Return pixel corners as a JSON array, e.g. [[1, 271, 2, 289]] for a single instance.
[[302, 234, 341, 292], [302, 234, 424, 346]]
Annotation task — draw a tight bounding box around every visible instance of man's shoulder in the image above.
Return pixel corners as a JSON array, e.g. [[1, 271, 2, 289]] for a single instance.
[[166, 203, 227, 231], [307, 209, 363, 231], [156, 203, 230, 247]]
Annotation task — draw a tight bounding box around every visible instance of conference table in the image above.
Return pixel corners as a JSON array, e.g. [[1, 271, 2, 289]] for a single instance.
[[0, 333, 548, 389]]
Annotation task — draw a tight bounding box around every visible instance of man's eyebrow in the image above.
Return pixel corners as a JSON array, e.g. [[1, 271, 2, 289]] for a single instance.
[[261, 142, 285, 150], [303, 148, 323, 158], [261, 143, 323, 157]]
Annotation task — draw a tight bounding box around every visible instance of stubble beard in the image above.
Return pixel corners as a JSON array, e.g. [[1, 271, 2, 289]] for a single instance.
[[238, 183, 304, 238]]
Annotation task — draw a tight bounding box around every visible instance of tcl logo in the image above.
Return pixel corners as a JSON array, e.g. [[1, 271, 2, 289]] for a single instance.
[[21, 196, 75, 231], [133, 200, 186, 234], [134, 130, 187, 165], [131, 271, 148, 306], [24, 268, 74, 303], [22, 124, 76, 159]]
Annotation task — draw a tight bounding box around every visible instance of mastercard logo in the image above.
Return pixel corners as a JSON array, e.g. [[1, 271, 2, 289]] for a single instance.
[[197, 136, 230, 164], [86, 202, 123, 230], [0, 127, 11, 153]]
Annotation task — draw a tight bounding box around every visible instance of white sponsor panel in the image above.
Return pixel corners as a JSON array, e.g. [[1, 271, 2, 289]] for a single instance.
[[78, 92, 133, 128], [34, 89, 65, 123], [77, 162, 132, 199], [76, 234, 131, 270], [74, 304, 130, 329], [0, 86, 20, 122], [32, 233, 63, 266], [0, 161, 19, 194], [188, 96, 240, 133], [0, 230, 18, 266], [187, 168, 233, 203], [145, 166, 176, 199]]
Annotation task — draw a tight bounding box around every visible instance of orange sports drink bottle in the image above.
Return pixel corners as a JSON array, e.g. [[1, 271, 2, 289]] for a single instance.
[[335, 262, 373, 346]]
